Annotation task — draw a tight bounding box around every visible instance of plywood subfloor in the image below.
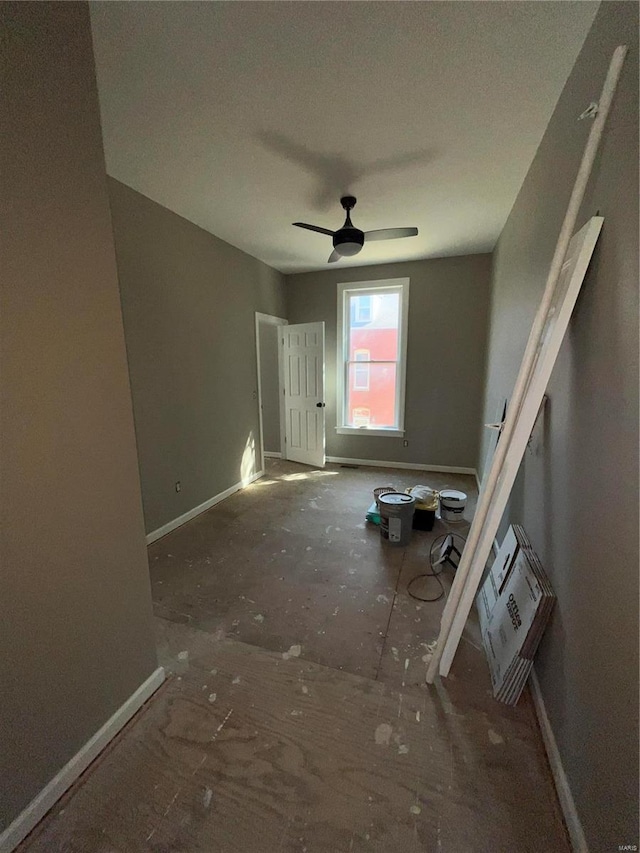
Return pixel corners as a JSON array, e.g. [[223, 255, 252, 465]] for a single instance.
[[148, 460, 479, 681], [22, 620, 568, 852], [19, 460, 569, 851]]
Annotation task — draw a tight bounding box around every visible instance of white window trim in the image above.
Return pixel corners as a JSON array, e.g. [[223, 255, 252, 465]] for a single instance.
[[336, 278, 409, 437]]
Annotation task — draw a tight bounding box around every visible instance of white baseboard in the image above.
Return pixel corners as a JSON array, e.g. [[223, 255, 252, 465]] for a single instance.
[[263, 451, 282, 459], [326, 456, 476, 476], [0, 666, 165, 853], [146, 470, 265, 544], [529, 668, 588, 852]]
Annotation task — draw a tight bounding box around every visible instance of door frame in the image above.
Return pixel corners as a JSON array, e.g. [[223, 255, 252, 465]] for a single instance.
[[255, 312, 288, 472]]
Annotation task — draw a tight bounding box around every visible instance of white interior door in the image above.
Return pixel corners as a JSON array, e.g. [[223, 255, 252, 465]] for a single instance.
[[281, 322, 325, 467]]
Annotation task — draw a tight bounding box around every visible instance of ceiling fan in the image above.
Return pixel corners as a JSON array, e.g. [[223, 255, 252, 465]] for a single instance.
[[293, 196, 418, 263]]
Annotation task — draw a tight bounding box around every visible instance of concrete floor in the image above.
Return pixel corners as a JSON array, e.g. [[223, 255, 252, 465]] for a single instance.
[[20, 460, 569, 852]]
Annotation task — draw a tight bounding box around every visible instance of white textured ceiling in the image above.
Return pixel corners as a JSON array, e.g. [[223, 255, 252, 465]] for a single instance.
[[90, 1, 597, 274]]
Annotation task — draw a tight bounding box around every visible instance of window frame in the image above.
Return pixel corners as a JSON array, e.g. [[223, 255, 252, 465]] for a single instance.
[[336, 278, 410, 437]]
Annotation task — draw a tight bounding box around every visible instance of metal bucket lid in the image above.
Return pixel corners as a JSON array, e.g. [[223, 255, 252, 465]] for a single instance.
[[379, 492, 416, 506], [439, 489, 467, 502]]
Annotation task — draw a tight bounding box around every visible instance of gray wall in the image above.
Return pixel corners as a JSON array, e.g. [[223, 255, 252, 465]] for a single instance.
[[108, 179, 286, 535], [0, 1, 158, 831], [479, 3, 639, 848], [258, 320, 283, 453], [286, 256, 492, 469]]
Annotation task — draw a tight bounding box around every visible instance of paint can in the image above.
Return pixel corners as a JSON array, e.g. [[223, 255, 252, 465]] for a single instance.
[[439, 489, 467, 522], [379, 492, 416, 545], [373, 486, 395, 507]]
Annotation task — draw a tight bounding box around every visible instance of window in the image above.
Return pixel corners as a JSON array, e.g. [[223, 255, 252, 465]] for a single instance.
[[352, 295, 372, 324], [336, 279, 409, 437], [352, 407, 371, 427], [353, 349, 370, 390]]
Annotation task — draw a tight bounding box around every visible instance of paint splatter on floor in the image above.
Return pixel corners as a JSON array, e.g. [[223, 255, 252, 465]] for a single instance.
[[282, 644, 302, 660], [374, 723, 393, 746], [421, 640, 438, 663]]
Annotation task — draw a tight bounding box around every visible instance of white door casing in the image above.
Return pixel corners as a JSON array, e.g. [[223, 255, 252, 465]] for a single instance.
[[281, 322, 325, 467], [255, 312, 288, 472]]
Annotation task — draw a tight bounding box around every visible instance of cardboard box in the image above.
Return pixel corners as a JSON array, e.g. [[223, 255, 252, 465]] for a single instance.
[[476, 525, 555, 705]]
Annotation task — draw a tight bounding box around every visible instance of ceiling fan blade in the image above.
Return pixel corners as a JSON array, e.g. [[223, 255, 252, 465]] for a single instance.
[[364, 227, 418, 242], [328, 249, 341, 263], [293, 222, 334, 237]]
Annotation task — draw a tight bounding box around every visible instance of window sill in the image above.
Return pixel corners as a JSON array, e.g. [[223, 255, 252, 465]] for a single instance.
[[335, 427, 405, 438]]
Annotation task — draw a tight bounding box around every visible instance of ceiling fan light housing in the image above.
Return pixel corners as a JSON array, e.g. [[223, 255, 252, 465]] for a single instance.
[[333, 227, 364, 256], [335, 241, 362, 257]]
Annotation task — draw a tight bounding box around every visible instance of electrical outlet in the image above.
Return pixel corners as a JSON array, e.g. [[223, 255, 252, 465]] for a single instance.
[[175, 481, 181, 493], [403, 440, 409, 447]]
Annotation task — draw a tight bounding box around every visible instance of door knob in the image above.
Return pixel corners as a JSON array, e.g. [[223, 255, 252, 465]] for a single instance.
[[316, 402, 326, 408]]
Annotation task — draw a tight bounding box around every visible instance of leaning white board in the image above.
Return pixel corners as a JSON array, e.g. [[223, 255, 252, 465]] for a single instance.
[[437, 215, 603, 679], [426, 44, 627, 684]]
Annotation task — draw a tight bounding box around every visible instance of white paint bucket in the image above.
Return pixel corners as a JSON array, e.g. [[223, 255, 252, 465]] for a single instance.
[[379, 492, 416, 545], [439, 489, 467, 522]]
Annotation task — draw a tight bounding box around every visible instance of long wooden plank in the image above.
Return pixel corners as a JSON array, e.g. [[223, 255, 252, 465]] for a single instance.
[[439, 216, 602, 676], [426, 44, 628, 684]]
